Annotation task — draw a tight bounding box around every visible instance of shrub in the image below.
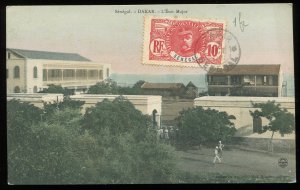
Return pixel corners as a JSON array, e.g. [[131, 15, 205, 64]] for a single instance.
[[176, 106, 236, 148]]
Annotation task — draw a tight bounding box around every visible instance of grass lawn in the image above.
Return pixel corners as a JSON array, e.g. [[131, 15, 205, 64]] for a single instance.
[[175, 147, 296, 183]]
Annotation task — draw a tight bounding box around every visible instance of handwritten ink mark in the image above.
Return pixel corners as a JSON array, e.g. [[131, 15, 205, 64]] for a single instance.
[[233, 12, 249, 32]]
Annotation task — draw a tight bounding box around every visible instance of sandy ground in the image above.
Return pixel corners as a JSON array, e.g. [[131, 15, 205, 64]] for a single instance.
[[176, 147, 296, 181]]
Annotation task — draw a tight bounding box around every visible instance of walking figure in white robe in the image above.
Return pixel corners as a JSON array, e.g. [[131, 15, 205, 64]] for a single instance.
[[213, 146, 222, 164]]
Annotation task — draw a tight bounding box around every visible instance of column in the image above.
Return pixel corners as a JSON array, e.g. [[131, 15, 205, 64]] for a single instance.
[[227, 76, 231, 85], [75, 69, 77, 81], [254, 75, 257, 95], [155, 114, 161, 129], [227, 76, 230, 95]]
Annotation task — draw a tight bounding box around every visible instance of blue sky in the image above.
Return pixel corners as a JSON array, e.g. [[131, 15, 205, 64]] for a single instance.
[[7, 4, 294, 74]]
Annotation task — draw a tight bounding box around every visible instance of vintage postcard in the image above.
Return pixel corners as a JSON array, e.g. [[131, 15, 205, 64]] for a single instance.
[[6, 4, 295, 184]]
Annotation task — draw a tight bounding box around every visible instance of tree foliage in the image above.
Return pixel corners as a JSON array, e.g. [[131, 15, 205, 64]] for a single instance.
[[8, 122, 84, 184], [8, 96, 179, 184], [87, 78, 119, 94], [176, 106, 236, 147], [80, 96, 178, 183], [43, 97, 85, 118], [250, 100, 295, 138], [132, 80, 145, 89], [39, 84, 74, 96], [87, 79, 145, 95], [7, 100, 43, 149], [83, 96, 151, 135]]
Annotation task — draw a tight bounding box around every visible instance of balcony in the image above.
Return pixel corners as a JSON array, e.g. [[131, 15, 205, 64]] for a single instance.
[[43, 78, 103, 87], [208, 85, 279, 97], [208, 83, 278, 87]]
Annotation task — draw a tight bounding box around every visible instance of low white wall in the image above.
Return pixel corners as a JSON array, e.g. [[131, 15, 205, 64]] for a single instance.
[[6, 93, 162, 116], [194, 96, 295, 139], [70, 94, 162, 116], [7, 93, 64, 108]]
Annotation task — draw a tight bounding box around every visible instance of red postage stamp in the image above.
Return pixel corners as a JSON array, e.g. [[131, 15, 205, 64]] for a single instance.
[[143, 16, 226, 67]]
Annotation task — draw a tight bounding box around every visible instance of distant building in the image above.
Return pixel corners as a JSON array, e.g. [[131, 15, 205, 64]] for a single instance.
[[141, 82, 186, 97], [6, 48, 111, 93], [184, 81, 199, 98], [207, 64, 282, 97]]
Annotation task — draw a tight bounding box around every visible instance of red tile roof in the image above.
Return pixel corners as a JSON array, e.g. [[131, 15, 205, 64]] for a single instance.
[[141, 82, 185, 89]]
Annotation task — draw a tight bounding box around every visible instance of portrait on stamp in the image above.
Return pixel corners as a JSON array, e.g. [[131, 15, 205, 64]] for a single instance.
[[144, 17, 225, 67]]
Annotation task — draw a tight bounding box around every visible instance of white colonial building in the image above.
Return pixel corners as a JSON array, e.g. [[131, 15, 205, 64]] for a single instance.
[[6, 48, 111, 93]]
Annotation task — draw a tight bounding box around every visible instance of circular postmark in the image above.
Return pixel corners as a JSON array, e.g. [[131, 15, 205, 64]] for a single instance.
[[278, 157, 288, 168], [194, 28, 241, 73]]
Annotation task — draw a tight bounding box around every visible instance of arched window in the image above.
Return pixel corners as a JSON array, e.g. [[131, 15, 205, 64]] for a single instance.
[[152, 109, 158, 127], [14, 66, 20, 78], [14, 86, 20, 93], [33, 66, 38, 78], [33, 86, 38, 93]]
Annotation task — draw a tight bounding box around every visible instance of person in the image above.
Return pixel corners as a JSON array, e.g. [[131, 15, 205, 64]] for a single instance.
[[158, 128, 164, 140], [213, 146, 222, 164], [218, 141, 225, 157], [169, 126, 175, 144], [177, 28, 195, 56], [164, 127, 169, 140], [157, 128, 163, 140]]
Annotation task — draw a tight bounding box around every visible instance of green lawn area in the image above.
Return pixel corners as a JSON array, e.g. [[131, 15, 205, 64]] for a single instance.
[[175, 147, 296, 183]]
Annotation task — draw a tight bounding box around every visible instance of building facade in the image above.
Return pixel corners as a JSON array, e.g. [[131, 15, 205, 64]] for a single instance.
[[6, 48, 111, 93], [207, 64, 282, 97]]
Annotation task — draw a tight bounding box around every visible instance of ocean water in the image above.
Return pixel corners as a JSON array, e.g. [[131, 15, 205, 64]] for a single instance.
[[110, 73, 295, 97], [110, 73, 206, 88]]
